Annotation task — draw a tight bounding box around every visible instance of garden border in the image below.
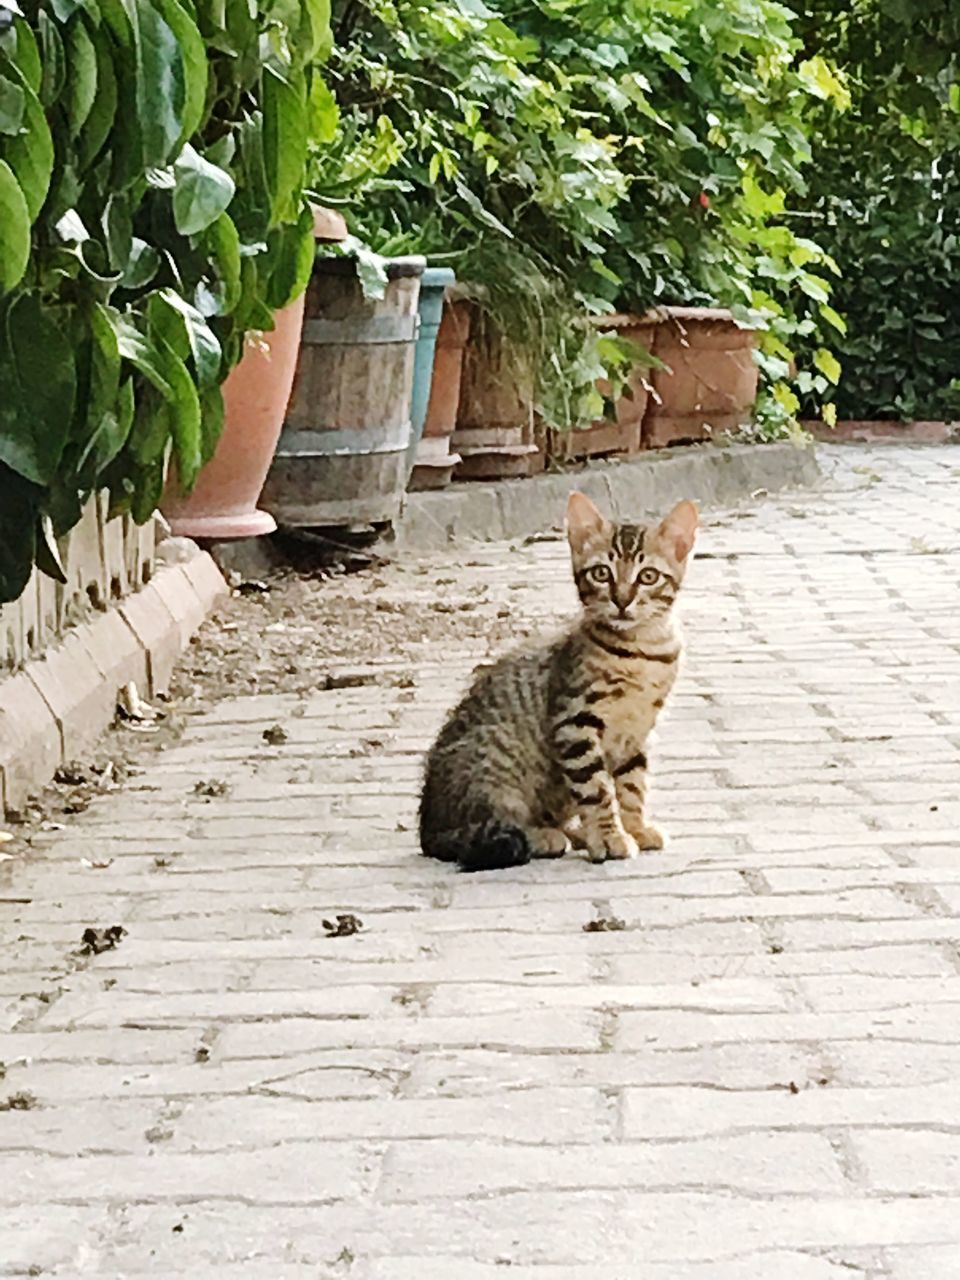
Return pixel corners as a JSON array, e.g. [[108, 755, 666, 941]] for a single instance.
[[392, 441, 821, 551], [0, 542, 226, 815]]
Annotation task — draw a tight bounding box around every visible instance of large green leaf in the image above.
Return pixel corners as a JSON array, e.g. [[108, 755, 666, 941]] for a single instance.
[[78, 372, 137, 473], [173, 142, 235, 235], [0, 464, 39, 603], [307, 70, 337, 143], [63, 13, 98, 137], [0, 294, 76, 484], [84, 301, 122, 438], [157, 286, 222, 384], [131, 454, 164, 523], [38, 9, 66, 107], [76, 19, 116, 170], [151, 0, 206, 144], [264, 206, 313, 309], [300, 0, 331, 64], [0, 65, 53, 218], [5, 19, 41, 95], [124, 0, 185, 168], [199, 381, 223, 464], [262, 65, 306, 226], [202, 210, 241, 313], [0, 157, 29, 292], [129, 385, 170, 463], [156, 333, 202, 487], [0, 71, 24, 133], [138, 0, 185, 164], [121, 235, 160, 288], [109, 310, 175, 397]]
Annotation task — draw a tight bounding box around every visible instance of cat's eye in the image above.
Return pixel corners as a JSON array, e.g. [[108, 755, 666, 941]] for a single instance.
[[638, 567, 660, 585], [587, 564, 612, 584]]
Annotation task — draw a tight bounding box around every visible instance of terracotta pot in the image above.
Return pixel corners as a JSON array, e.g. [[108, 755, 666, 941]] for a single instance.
[[163, 205, 347, 539], [643, 306, 758, 448], [548, 313, 656, 463], [409, 297, 471, 491], [162, 293, 306, 539], [452, 309, 543, 480]]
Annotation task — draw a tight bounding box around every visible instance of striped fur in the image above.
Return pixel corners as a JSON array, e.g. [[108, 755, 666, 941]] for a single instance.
[[419, 493, 699, 871]]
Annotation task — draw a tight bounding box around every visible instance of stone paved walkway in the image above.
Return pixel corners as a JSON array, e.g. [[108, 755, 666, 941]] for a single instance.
[[3, 444, 960, 1278]]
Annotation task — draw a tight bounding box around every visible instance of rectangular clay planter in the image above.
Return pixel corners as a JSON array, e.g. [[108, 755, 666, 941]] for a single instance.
[[547, 313, 656, 464], [642, 306, 758, 448]]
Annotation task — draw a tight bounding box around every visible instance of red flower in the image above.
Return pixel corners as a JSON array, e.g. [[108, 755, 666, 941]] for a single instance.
[[698, 192, 711, 209]]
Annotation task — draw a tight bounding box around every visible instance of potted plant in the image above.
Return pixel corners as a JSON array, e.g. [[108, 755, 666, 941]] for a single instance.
[[163, 208, 348, 538], [0, 0, 340, 598], [260, 247, 426, 528], [409, 291, 471, 490]]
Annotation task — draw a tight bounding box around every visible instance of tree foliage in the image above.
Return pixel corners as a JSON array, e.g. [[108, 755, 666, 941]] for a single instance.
[[792, 0, 960, 420]]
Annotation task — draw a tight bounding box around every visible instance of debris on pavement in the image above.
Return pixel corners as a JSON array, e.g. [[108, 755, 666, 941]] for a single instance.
[[323, 914, 364, 938], [79, 925, 127, 955], [116, 682, 159, 723], [0, 1091, 38, 1112], [263, 723, 289, 745], [583, 915, 627, 933], [192, 778, 231, 798]]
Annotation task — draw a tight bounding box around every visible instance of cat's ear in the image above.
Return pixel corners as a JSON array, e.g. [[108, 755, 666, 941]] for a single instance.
[[566, 491, 608, 552], [655, 500, 699, 563]]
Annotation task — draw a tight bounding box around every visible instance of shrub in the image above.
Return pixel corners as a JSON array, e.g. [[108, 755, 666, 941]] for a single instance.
[[793, 0, 960, 421], [312, 0, 846, 434], [0, 0, 331, 602]]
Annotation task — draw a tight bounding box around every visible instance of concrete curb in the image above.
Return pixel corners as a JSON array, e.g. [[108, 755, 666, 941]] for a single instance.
[[392, 441, 820, 551], [0, 542, 226, 815]]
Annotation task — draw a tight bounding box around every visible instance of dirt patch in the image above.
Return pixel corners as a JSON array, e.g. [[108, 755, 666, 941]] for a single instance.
[[167, 556, 530, 707]]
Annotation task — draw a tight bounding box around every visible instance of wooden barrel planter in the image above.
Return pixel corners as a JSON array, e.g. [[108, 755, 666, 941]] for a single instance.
[[261, 256, 425, 527], [643, 306, 758, 448], [547, 314, 657, 464], [409, 294, 471, 491], [451, 310, 543, 480]]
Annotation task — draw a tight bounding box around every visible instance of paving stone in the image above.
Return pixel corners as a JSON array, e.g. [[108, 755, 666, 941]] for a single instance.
[[3, 442, 960, 1269]]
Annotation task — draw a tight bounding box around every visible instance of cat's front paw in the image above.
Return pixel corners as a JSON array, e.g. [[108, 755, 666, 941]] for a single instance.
[[586, 829, 639, 863], [626, 823, 666, 851]]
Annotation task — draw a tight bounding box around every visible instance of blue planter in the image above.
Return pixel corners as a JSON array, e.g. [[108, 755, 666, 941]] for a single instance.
[[406, 266, 456, 479]]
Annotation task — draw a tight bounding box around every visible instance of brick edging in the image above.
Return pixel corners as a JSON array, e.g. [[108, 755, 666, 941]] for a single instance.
[[0, 543, 226, 815]]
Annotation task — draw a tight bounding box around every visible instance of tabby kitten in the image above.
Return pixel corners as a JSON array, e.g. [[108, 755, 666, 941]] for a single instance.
[[419, 491, 699, 871]]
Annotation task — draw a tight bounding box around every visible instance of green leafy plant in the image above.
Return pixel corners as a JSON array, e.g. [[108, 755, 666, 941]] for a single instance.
[[0, 0, 331, 603], [313, 0, 846, 437], [793, 0, 960, 421]]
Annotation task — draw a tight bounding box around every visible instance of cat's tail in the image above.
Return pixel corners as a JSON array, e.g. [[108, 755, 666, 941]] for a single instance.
[[420, 819, 532, 873]]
